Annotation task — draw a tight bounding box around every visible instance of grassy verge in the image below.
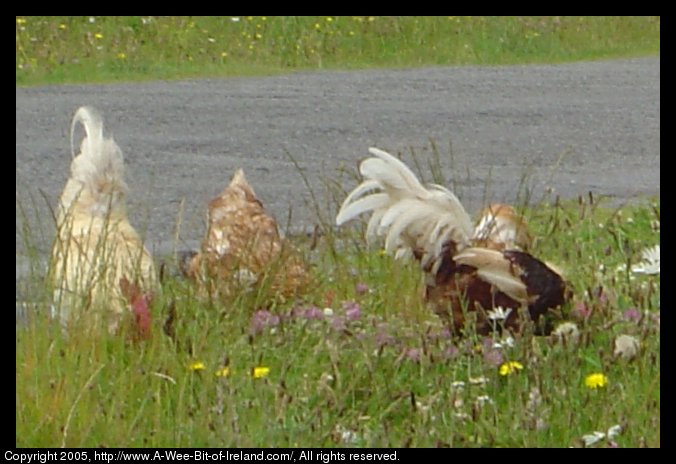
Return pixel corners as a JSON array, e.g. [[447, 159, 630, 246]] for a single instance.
[[16, 16, 660, 86], [16, 153, 660, 447]]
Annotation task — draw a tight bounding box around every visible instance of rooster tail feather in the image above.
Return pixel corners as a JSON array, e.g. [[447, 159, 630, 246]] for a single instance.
[[337, 147, 473, 267], [64, 106, 128, 217]]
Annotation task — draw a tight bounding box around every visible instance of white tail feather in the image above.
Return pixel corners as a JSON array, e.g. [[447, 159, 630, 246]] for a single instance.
[[336, 147, 473, 266], [60, 106, 127, 219]]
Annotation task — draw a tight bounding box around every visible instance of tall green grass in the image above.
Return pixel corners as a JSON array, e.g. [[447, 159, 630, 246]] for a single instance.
[[16, 16, 660, 86], [16, 148, 660, 447]]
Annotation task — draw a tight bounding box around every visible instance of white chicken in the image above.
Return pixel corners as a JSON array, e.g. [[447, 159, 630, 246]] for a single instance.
[[49, 106, 157, 336]]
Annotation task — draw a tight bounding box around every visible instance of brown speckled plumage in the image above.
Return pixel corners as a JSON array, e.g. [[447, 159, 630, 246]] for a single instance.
[[184, 169, 310, 301]]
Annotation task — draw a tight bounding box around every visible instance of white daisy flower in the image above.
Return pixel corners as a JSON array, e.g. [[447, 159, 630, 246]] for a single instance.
[[582, 431, 606, 447], [632, 245, 660, 275], [486, 307, 512, 322]]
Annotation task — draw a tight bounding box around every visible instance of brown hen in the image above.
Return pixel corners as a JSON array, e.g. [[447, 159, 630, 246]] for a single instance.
[[183, 169, 310, 302]]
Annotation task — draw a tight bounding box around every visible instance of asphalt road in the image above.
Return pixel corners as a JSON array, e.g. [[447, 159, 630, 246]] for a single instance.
[[16, 57, 660, 290]]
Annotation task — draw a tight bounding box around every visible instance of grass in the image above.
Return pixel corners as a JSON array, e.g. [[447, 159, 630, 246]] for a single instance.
[[16, 149, 660, 447], [16, 15, 659, 448], [16, 16, 660, 86]]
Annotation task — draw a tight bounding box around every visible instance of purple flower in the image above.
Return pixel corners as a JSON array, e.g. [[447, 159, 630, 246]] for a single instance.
[[623, 308, 641, 323], [375, 328, 395, 348], [331, 316, 347, 332], [405, 348, 421, 362], [572, 302, 591, 320], [443, 345, 460, 360], [343, 301, 362, 321], [483, 349, 504, 367], [355, 282, 369, 295], [293, 306, 324, 320], [250, 310, 280, 335]]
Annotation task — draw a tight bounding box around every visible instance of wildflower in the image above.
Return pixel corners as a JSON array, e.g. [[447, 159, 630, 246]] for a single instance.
[[492, 336, 515, 350], [253, 367, 270, 379], [581, 424, 622, 447], [486, 307, 512, 322], [16, 18, 27, 25], [326, 17, 334, 22], [355, 282, 369, 295], [189, 361, 206, 371], [322, 307, 334, 317], [207, 37, 216, 43], [231, 17, 241, 22], [468, 376, 489, 386], [335, 425, 359, 444], [499, 361, 524, 376], [450, 381, 465, 389], [250, 309, 280, 335], [255, 33, 262, 40], [215, 367, 231, 377], [443, 345, 460, 360], [116, 52, 126, 60], [623, 308, 641, 323], [296, 306, 323, 320], [343, 301, 361, 320], [221, 52, 228, 58], [572, 301, 590, 319], [94, 33, 103, 40], [331, 316, 347, 331], [632, 245, 660, 275], [475, 395, 493, 406], [613, 334, 640, 360], [404, 348, 421, 362], [584, 373, 608, 389], [88, 16, 96, 23], [582, 431, 607, 447], [483, 349, 504, 367], [552, 322, 580, 345], [59, 24, 67, 30], [314, 23, 321, 30]]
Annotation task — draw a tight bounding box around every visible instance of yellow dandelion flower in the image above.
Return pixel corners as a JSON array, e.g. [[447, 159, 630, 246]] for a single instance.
[[585, 373, 608, 389], [94, 33, 103, 40], [59, 24, 67, 30], [221, 52, 228, 58], [253, 367, 270, 379], [314, 23, 321, 30], [326, 17, 334, 22], [215, 367, 231, 377], [499, 361, 524, 376], [16, 18, 27, 25], [348, 31, 355, 36], [255, 33, 262, 40], [116, 52, 126, 60], [261, 17, 267, 21], [189, 361, 206, 371], [367, 16, 375, 22]]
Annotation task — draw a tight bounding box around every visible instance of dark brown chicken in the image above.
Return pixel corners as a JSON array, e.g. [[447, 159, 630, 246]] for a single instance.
[[182, 169, 310, 302], [336, 147, 570, 335]]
